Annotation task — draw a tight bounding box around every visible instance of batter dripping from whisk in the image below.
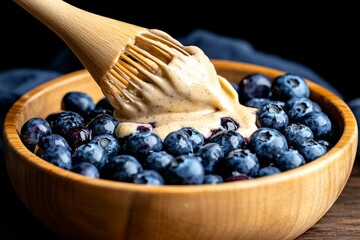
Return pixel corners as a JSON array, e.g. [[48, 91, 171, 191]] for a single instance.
[[101, 29, 258, 140]]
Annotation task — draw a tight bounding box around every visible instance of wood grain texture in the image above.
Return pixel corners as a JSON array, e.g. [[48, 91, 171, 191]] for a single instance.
[[297, 165, 360, 239], [2, 165, 360, 239], [2, 61, 358, 240]]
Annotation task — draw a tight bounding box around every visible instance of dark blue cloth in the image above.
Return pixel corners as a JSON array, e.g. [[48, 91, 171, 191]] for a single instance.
[[178, 30, 343, 98], [0, 69, 61, 151], [1, 29, 358, 153]]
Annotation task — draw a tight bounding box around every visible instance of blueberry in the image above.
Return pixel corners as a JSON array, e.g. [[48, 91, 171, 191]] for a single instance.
[[286, 97, 316, 122], [222, 149, 259, 178], [177, 127, 205, 149], [271, 73, 310, 100], [45, 112, 62, 125], [61, 91, 95, 118], [300, 111, 332, 139], [297, 139, 328, 162], [86, 113, 119, 136], [163, 129, 194, 156], [225, 172, 251, 182], [20, 117, 52, 152], [143, 151, 175, 174], [208, 130, 245, 156], [237, 73, 272, 104], [132, 170, 165, 185], [64, 125, 92, 150], [273, 149, 305, 171], [71, 162, 100, 179], [195, 142, 224, 174], [90, 133, 121, 159], [123, 131, 163, 160], [283, 123, 314, 148], [50, 111, 85, 137], [40, 145, 72, 170], [164, 155, 205, 185], [248, 127, 288, 161], [257, 166, 281, 177], [36, 133, 72, 157], [285, 97, 317, 112], [256, 103, 289, 131], [203, 174, 224, 184], [38, 133, 71, 151], [72, 142, 108, 170], [101, 155, 143, 182]]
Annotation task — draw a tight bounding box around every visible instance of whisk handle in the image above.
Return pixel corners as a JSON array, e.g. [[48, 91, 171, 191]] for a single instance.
[[13, 0, 146, 84]]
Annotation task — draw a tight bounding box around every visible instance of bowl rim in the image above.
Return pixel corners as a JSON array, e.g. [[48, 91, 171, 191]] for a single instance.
[[3, 60, 358, 193]]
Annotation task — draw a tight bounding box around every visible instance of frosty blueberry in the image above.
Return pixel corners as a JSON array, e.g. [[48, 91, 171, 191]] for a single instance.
[[248, 127, 288, 161], [163, 129, 194, 156], [271, 73, 310, 100], [72, 142, 108, 170], [101, 155, 143, 182], [208, 130, 245, 156], [132, 170, 165, 185], [195, 142, 224, 174], [61, 91, 95, 118], [87, 113, 119, 136], [123, 131, 163, 160], [20, 117, 52, 152], [50, 111, 85, 136], [41, 145, 72, 170], [256, 103, 289, 131], [238, 73, 272, 104], [164, 155, 205, 185], [143, 151, 175, 174], [90, 133, 121, 159], [222, 149, 260, 178], [72, 162, 100, 179]]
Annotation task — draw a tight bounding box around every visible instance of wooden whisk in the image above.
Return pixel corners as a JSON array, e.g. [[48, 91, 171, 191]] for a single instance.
[[13, 0, 191, 116]]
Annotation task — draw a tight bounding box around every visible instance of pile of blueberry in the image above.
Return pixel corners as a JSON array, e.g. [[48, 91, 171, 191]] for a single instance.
[[20, 73, 335, 185]]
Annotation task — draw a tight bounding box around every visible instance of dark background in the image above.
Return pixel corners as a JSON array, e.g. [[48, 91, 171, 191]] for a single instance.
[[1, 1, 358, 101]]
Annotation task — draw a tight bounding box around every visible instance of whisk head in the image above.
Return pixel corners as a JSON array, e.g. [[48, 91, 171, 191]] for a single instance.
[[101, 30, 257, 140], [101, 29, 192, 119]]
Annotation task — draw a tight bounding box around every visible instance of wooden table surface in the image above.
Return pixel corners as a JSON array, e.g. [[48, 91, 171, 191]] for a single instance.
[[1, 153, 360, 239]]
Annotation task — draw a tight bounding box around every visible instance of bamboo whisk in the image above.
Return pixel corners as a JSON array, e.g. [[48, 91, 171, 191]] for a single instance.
[[13, 0, 191, 114], [14, 0, 260, 140]]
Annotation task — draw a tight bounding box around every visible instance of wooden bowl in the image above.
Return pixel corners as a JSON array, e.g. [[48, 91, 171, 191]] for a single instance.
[[3, 60, 358, 240]]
